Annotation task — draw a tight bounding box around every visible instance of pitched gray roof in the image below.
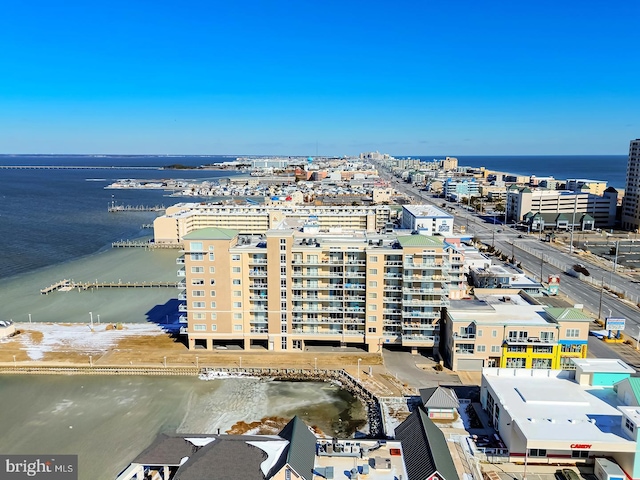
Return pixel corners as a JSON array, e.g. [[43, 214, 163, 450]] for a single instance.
[[395, 408, 458, 480], [419, 386, 460, 409], [270, 416, 317, 480]]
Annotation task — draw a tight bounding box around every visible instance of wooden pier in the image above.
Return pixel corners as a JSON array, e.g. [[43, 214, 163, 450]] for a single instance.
[[111, 240, 181, 248], [41, 279, 179, 294], [108, 205, 166, 212]]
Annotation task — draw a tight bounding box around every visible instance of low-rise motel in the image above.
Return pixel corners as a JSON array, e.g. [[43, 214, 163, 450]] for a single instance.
[[480, 360, 640, 478]]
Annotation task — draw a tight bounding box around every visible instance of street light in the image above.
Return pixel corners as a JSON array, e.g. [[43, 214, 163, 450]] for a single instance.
[[314, 357, 317, 371], [357, 358, 362, 382], [89, 312, 93, 328]]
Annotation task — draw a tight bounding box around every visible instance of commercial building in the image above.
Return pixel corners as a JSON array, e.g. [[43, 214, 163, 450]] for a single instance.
[[480, 363, 640, 478], [565, 178, 608, 196], [443, 178, 480, 201], [180, 229, 465, 352], [505, 186, 618, 229], [154, 203, 394, 243], [440, 290, 589, 371], [468, 263, 543, 295], [622, 139, 640, 231], [400, 205, 454, 236], [117, 412, 460, 480]]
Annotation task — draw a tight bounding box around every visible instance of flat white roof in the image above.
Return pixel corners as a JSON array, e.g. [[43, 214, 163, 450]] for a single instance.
[[572, 358, 635, 374], [403, 204, 452, 218], [483, 369, 635, 449]]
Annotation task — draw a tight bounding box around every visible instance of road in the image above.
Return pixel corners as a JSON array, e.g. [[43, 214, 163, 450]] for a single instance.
[[377, 164, 640, 341]]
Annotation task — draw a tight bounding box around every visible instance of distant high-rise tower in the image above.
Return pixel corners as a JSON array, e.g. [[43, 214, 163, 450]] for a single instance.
[[622, 139, 640, 231]]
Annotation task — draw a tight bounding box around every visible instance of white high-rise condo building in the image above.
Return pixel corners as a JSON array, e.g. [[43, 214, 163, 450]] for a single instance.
[[622, 139, 640, 231]]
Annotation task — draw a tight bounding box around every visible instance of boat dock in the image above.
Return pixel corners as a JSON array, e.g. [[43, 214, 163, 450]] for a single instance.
[[108, 204, 166, 212], [41, 279, 178, 294]]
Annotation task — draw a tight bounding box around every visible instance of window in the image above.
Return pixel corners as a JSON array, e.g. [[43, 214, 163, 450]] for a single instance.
[[191, 279, 204, 285], [280, 239, 286, 244], [370, 256, 378, 262], [232, 255, 240, 261], [193, 313, 206, 320], [566, 328, 580, 338], [211, 313, 217, 320], [209, 267, 215, 274], [368, 304, 377, 311], [208, 253, 215, 261], [477, 345, 486, 352], [368, 292, 377, 299], [209, 245, 214, 252], [571, 450, 589, 459], [190, 241, 203, 252], [368, 327, 377, 333], [369, 281, 378, 287], [626, 418, 635, 433], [529, 449, 546, 458], [233, 302, 242, 308], [234, 324, 242, 331], [477, 329, 483, 337], [233, 291, 241, 297], [191, 253, 204, 261], [281, 324, 287, 333], [281, 337, 287, 350], [368, 316, 377, 322], [192, 301, 205, 309], [210, 279, 216, 285], [192, 290, 205, 297], [232, 267, 241, 273], [492, 330, 498, 338], [233, 313, 242, 320], [211, 324, 217, 331], [191, 266, 204, 273], [210, 290, 216, 297], [369, 268, 378, 275], [193, 324, 206, 331], [210, 302, 217, 309], [491, 345, 500, 353]]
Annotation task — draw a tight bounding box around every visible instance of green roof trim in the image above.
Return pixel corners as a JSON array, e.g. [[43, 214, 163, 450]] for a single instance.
[[627, 378, 640, 404], [396, 235, 444, 247], [183, 227, 239, 240], [545, 307, 592, 322]]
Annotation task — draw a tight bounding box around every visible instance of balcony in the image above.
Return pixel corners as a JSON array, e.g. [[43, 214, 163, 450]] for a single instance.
[[177, 269, 186, 277], [249, 258, 268, 264], [178, 293, 187, 301], [178, 304, 188, 312], [178, 315, 187, 323], [453, 333, 476, 340], [177, 281, 186, 289], [248, 270, 267, 277], [384, 261, 403, 266], [176, 256, 185, 265]]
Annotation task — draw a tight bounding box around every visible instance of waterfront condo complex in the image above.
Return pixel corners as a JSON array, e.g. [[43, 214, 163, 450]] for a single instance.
[[178, 228, 465, 352]]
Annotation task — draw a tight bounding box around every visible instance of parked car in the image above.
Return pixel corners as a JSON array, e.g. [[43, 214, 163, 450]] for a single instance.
[[555, 469, 580, 480]]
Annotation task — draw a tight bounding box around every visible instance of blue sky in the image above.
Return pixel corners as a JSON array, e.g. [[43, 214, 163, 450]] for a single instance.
[[0, 0, 638, 155]]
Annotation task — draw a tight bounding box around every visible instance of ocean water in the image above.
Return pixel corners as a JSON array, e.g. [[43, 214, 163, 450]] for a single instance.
[[413, 155, 628, 189], [0, 155, 238, 279]]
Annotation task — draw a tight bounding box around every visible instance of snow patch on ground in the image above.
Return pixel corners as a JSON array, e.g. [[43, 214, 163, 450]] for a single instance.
[[8, 322, 164, 360]]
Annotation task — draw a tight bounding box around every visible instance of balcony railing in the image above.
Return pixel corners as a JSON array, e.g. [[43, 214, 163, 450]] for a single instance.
[[178, 304, 188, 312], [177, 269, 186, 277]]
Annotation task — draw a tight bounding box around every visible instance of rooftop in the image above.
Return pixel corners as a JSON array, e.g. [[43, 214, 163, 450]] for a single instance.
[[571, 358, 635, 374], [482, 369, 636, 450], [183, 227, 239, 240], [402, 204, 452, 218]]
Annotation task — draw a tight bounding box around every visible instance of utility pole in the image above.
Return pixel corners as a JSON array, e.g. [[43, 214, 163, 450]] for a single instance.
[[610, 241, 619, 286], [570, 194, 577, 254], [598, 276, 604, 320], [540, 254, 544, 283]]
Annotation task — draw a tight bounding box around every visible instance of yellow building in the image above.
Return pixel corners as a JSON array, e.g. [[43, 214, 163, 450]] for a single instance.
[[441, 291, 589, 371], [180, 228, 465, 352]]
